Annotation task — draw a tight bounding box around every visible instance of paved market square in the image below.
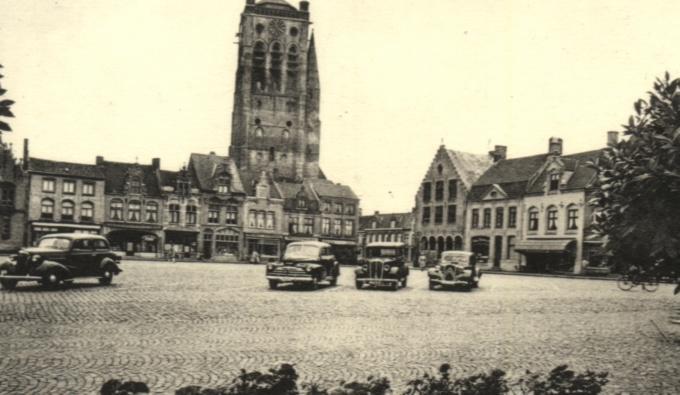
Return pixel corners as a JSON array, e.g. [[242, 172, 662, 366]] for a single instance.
[[0, 262, 679, 394]]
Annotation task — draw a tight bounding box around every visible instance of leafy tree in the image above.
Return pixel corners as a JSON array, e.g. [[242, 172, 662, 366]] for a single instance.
[[589, 72, 680, 285], [0, 64, 14, 133]]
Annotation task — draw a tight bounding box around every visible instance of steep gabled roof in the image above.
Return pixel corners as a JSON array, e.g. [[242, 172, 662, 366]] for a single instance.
[[359, 212, 413, 230], [189, 153, 245, 194], [526, 150, 603, 194], [99, 160, 162, 196], [307, 179, 358, 201], [238, 169, 282, 199], [28, 158, 105, 179], [445, 149, 494, 190], [468, 154, 548, 201], [158, 169, 200, 191]]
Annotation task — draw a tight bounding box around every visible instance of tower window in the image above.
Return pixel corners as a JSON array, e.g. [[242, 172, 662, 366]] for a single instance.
[[270, 42, 283, 92], [255, 118, 261, 125], [290, 27, 299, 37], [286, 45, 299, 92], [255, 24, 265, 35], [286, 121, 293, 127], [269, 147, 275, 162], [282, 130, 290, 139], [252, 41, 266, 92], [254, 127, 263, 138]]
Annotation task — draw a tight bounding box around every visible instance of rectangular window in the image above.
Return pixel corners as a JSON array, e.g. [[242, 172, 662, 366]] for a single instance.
[[471, 209, 479, 228], [226, 206, 238, 225], [249, 210, 257, 228], [217, 185, 229, 194], [41, 200, 54, 219], [344, 220, 354, 237], [435, 181, 444, 201], [289, 217, 299, 234], [61, 202, 74, 221], [128, 202, 141, 222], [345, 204, 355, 215], [528, 210, 539, 231], [508, 207, 517, 228], [110, 201, 123, 220], [495, 207, 504, 228], [333, 219, 342, 236], [256, 211, 265, 229], [434, 206, 443, 224], [169, 204, 180, 224], [82, 182, 95, 196], [567, 208, 579, 230], [209, 205, 220, 224], [145, 203, 158, 223], [63, 180, 76, 194], [507, 236, 516, 260], [334, 203, 343, 214], [549, 173, 560, 191], [322, 202, 331, 213], [422, 206, 431, 225], [447, 205, 456, 224], [266, 212, 275, 230], [186, 206, 197, 225], [448, 180, 458, 201], [483, 208, 491, 228], [322, 218, 330, 235], [1, 216, 10, 240], [42, 178, 55, 193], [547, 209, 558, 231], [304, 217, 314, 235], [81, 205, 94, 221], [422, 182, 432, 203]]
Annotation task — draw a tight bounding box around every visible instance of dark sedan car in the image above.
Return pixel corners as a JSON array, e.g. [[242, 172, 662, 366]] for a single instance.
[[355, 242, 410, 290], [0, 234, 122, 290], [266, 241, 340, 290]]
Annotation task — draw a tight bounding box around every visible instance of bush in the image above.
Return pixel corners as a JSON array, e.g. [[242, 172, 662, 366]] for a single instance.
[[104, 363, 608, 395]]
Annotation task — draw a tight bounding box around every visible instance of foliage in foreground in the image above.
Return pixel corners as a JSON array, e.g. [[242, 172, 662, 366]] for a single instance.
[[101, 363, 608, 395], [0, 64, 15, 133], [589, 72, 680, 282]]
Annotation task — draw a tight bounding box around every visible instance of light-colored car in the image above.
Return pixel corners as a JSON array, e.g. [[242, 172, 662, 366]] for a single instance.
[[427, 251, 481, 291]]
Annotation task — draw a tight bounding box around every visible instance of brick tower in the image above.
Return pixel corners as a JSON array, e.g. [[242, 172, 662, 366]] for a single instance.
[[229, 0, 321, 182]]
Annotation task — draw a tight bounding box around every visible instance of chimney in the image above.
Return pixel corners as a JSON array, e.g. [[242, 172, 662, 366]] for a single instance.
[[96, 156, 104, 165], [152, 158, 160, 170], [374, 211, 380, 216], [548, 137, 563, 156], [246, 0, 255, 5], [299, 1, 309, 11], [607, 131, 619, 147], [488, 145, 507, 162], [22, 138, 29, 170]]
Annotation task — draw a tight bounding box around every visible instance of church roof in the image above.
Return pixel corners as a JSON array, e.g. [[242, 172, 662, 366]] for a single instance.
[[256, 0, 296, 10]]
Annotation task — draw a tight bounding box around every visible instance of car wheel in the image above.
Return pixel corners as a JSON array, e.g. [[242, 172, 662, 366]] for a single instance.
[[99, 266, 114, 286], [268, 280, 278, 290], [355, 280, 362, 289], [391, 281, 399, 291], [0, 279, 17, 291], [329, 276, 338, 286], [429, 280, 436, 290], [309, 277, 319, 290], [42, 271, 61, 289], [401, 277, 408, 288]]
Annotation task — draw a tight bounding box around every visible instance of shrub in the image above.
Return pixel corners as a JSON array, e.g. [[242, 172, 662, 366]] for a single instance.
[[100, 379, 150, 395], [516, 365, 609, 395]]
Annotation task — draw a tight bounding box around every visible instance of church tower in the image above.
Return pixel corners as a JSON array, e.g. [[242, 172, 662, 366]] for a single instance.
[[229, 0, 321, 182]]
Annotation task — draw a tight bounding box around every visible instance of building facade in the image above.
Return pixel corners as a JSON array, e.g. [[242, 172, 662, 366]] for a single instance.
[[0, 139, 27, 251], [413, 145, 492, 264], [358, 211, 415, 262]]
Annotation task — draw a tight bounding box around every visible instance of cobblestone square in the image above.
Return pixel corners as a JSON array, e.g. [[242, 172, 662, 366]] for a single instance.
[[1, 262, 679, 394]]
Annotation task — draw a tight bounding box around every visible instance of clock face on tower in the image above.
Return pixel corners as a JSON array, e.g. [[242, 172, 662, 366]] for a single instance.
[[268, 19, 286, 38]]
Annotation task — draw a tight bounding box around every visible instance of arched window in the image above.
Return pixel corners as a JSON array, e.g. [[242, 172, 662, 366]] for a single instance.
[[270, 42, 283, 92], [61, 200, 75, 221], [428, 236, 436, 251], [445, 236, 454, 251], [254, 127, 264, 138], [286, 45, 299, 92], [252, 41, 266, 91], [110, 199, 123, 220], [528, 207, 539, 231], [566, 204, 579, 231], [81, 202, 94, 222], [269, 147, 275, 162], [128, 201, 141, 222], [141, 202, 156, 223], [437, 236, 445, 256], [41, 198, 54, 219], [454, 236, 463, 251], [282, 129, 290, 139], [546, 206, 558, 232], [420, 237, 428, 251]]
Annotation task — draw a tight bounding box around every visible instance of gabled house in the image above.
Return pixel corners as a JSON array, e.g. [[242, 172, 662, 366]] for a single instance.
[[413, 145, 493, 263]]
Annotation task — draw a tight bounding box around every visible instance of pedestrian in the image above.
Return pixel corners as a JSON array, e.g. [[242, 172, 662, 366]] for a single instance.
[[251, 250, 260, 265]]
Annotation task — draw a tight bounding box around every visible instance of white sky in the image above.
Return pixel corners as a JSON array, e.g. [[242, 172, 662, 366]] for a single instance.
[[2, 0, 680, 214]]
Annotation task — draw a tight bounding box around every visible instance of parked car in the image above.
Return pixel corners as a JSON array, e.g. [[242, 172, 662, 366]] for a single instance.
[[0, 234, 122, 290], [355, 242, 410, 290], [266, 241, 339, 290], [428, 250, 481, 291]]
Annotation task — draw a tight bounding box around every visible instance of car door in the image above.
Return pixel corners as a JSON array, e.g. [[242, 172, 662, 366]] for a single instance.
[[70, 239, 95, 276]]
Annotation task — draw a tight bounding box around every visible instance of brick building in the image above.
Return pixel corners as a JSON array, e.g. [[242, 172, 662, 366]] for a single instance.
[[358, 211, 415, 262], [0, 138, 27, 251]]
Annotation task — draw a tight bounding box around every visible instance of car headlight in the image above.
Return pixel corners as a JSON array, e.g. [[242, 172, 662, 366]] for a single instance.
[[267, 264, 274, 271], [0, 269, 6, 276], [362, 264, 368, 271], [31, 255, 41, 263], [384, 264, 391, 272], [390, 267, 399, 274], [305, 265, 312, 272]]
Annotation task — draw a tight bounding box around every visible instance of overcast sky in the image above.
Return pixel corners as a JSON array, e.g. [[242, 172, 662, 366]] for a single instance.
[[2, 0, 680, 214]]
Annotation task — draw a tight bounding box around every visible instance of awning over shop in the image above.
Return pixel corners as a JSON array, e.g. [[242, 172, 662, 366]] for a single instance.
[[322, 239, 357, 246], [32, 222, 101, 231], [515, 239, 576, 254], [285, 236, 319, 242]]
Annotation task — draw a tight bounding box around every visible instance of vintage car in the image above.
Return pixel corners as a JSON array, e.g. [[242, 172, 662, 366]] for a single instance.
[[266, 241, 339, 290], [428, 250, 481, 291], [0, 234, 122, 290], [355, 242, 410, 290]]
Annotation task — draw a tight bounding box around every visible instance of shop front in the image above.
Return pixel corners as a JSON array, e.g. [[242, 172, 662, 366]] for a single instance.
[[164, 228, 199, 259], [515, 239, 577, 273], [202, 228, 241, 261], [106, 226, 162, 258], [31, 222, 102, 245], [321, 239, 358, 265], [247, 233, 283, 262]]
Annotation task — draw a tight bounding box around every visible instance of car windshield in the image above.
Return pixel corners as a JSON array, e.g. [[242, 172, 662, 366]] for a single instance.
[[367, 248, 402, 258], [37, 237, 71, 250], [441, 254, 470, 265], [284, 245, 320, 260]]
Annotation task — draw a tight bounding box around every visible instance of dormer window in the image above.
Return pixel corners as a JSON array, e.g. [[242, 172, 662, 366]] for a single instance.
[[297, 199, 307, 209], [390, 220, 397, 228], [177, 180, 191, 196], [129, 177, 142, 194], [549, 173, 560, 191]]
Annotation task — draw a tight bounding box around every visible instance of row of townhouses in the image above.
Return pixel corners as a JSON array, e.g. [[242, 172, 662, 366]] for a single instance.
[[0, 139, 359, 263], [359, 133, 615, 274]]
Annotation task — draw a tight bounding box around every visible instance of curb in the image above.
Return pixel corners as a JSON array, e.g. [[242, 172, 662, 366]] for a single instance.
[[481, 270, 619, 282]]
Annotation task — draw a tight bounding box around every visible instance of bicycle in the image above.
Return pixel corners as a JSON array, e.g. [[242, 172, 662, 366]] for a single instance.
[[617, 273, 659, 292]]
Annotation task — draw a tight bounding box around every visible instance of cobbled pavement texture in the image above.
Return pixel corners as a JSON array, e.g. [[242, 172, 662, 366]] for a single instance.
[[1, 262, 679, 394]]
